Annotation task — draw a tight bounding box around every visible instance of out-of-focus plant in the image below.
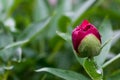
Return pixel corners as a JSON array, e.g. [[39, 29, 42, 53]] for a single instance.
[[0, 0, 119, 80]]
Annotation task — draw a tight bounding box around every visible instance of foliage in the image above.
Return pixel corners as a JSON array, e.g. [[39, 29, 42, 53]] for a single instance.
[[0, 0, 120, 80]]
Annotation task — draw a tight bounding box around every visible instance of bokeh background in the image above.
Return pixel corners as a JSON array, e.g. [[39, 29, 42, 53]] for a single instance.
[[0, 0, 120, 80]]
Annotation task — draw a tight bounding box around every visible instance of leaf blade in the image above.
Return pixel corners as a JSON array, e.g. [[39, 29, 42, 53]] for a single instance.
[[36, 67, 90, 80], [18, 17, 51, 41], [72, 0, 95, 23], [95, 18, 113, 66], [56, 31, 85, 65], [83, 58, 103, 80], [56, 31, 71, 44]]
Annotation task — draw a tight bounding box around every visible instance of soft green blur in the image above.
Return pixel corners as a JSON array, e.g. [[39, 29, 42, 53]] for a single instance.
[[0, 0, 119, 80]]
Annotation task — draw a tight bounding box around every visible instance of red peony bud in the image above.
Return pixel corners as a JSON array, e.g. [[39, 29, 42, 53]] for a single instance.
[[72, 20, 101, 57]]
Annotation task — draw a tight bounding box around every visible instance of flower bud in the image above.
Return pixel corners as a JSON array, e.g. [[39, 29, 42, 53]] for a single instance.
[[72, 20, 101, 58]]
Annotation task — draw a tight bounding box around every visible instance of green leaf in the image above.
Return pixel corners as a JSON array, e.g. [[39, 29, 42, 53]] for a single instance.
[[18, 17, 51, 41], [95, 18, 113, 66], [56, 31, 71, 44], [72, 0, 95, 23], [100, 37, 113, 51], [100, 33, 118, 51], [46, 40, 63, 63], [1, 39, 28, 50], [83, 58, 103, 80], [56, 31, 86, 65], [33, 0, 49, 21], [0, 0, 14, 21], [0, 23, 13, 61], [0, 32, 13, 48], [1, 0, 14, 12], [0, 40, 27, 62], [0, 47, 15, 62], [58, 15, 71, 32], [0, 22, 27, 62], [56, 0, 72, 13], [103, 53, 120, 77], [0, 22, 13, 48], [0, 40, 28, 62], [36, 67, 90, 80], [107, 70, 120, 80]]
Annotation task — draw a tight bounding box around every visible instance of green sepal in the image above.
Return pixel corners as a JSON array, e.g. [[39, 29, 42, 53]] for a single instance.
[[78, 34, 101, 58]]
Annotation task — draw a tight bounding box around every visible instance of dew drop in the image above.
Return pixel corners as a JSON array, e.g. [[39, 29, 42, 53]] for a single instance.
[[96, 69, 102, 74]]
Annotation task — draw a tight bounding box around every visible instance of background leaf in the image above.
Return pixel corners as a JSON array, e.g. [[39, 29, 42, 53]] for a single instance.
[[36, 67, 90, 80], [103, 53, 120, 78], [18, 17, 51, 41], [56, 31, 71, 44], [56, 31, 85, 65], [33, 0, 49, 22], [72, 0, 95, 26], [95, 18, 113, 66], [0, 0, 119, 79], [106, 70, 120, 80]]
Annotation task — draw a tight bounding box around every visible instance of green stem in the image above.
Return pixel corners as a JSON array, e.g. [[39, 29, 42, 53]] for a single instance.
[[3, 71, 9, 80], [2, 61, 12, 80], [102, 53, 120, 68]]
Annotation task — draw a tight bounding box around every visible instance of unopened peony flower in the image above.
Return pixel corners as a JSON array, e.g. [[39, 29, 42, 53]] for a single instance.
[[72, 20, 101, 58]]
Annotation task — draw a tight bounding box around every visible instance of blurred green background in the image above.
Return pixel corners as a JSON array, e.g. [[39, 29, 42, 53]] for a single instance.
[[0, 0, 120, 80]]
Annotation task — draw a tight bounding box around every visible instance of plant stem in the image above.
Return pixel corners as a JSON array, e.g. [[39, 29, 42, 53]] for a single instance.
[[3, 71, 9, 80], [102, 53, 120, 68]]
